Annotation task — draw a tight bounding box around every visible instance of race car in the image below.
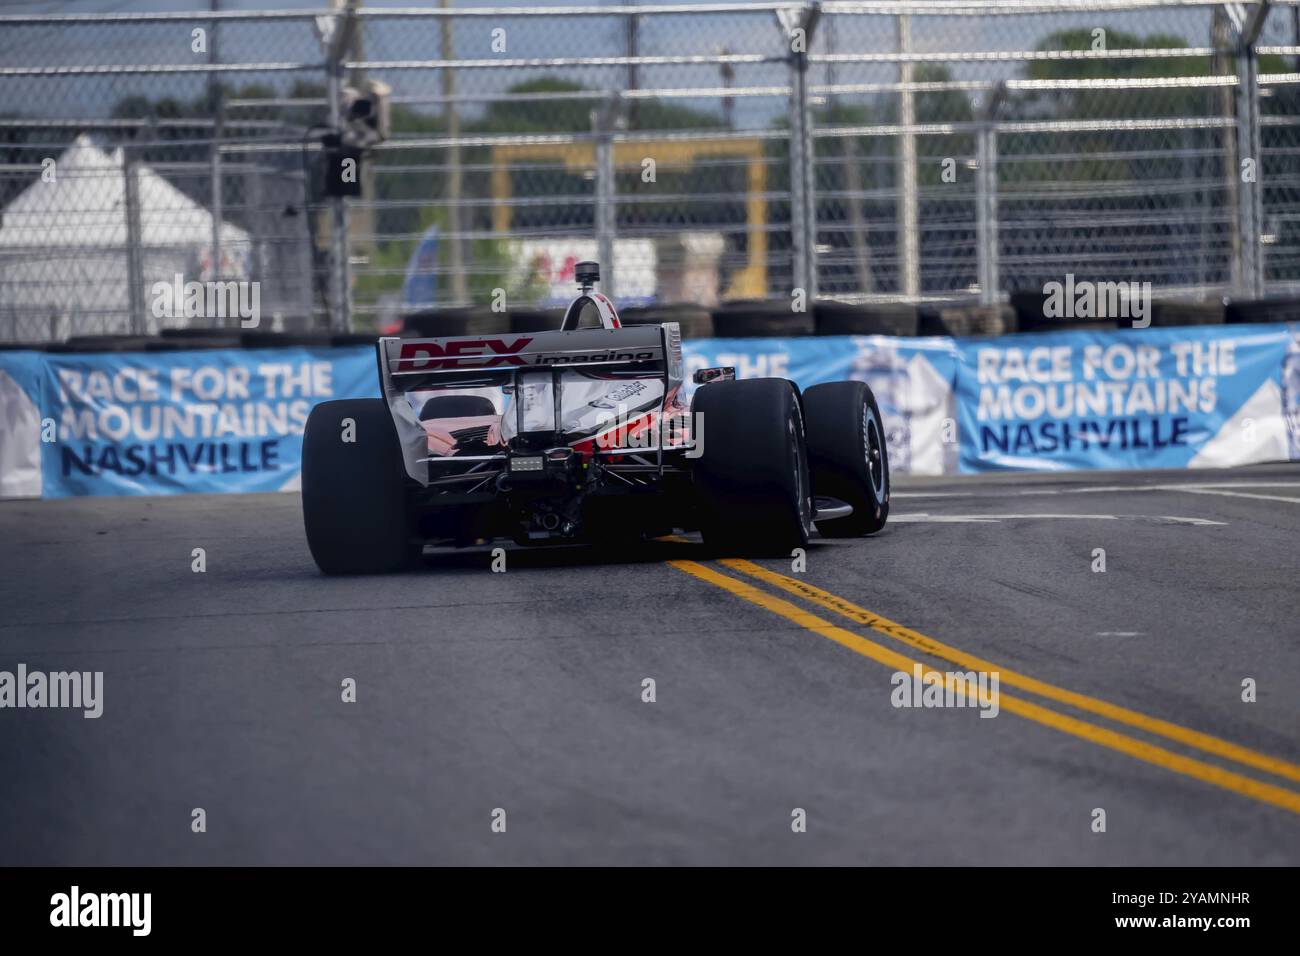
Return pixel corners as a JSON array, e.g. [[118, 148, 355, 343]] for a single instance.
[[301, 261, 890, 573]]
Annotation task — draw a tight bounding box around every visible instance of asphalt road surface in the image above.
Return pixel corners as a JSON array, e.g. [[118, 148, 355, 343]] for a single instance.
[[2, 464, 1298, 865]]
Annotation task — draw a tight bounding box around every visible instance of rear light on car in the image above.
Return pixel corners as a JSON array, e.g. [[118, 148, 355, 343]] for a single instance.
[[510, 456, 544, 473]]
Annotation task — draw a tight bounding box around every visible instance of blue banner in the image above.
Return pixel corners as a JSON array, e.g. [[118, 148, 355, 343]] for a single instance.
[[683, 336, 960, 475], [955, 325, 1296, 473], [31, 347, 377, 498], [1, 323, 1296, 498], [0, 349, 45, 498]]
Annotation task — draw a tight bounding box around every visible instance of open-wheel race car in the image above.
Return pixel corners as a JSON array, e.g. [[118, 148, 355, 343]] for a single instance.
[[301, 261, 890, 573]]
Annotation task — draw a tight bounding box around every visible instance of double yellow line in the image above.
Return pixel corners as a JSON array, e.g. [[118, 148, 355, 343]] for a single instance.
[[667, 556, 1300, 816]]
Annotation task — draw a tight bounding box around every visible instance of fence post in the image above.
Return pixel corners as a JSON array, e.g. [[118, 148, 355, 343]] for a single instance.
[[975, 128, 1000, 306], [122, 144, 147, 335], [976, 83, 1005, 307], [1234, 1, 1269, 299], [897, 13, 920, 300], [441, 0, 467, 307], [1234, 53, 1262, 298], [594, 94, 620, 300], [323, 5, 354, 333], [208, 1, 223, 319], [778, 3, 820, 302]]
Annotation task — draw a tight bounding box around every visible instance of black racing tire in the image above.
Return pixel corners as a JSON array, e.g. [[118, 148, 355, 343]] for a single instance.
[[919, 305, 1016, 337], [1150, 299, 1225, 327], [160, 327, 244, 344], [301, 398, 422, 574], [47, 335, 157, 353], [618, 303, 715, 339], [330, 332, 382, 347], [1225, 296, 1300, 324], [1010, 291, 1120, 333], [146, 337, 244, 351], [508, 308, 565, 333], [403, 307, 510, 337], [690, 378, 813, 555], [241, 331, 334, 349], [814, 300, 918, 337], [711, 299, 816, 337], [803, 380, 890, 537]]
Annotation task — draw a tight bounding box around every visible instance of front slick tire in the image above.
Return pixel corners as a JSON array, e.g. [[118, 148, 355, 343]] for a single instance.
[[301, 398, 421, 574], [692, 378, 812, 556], [803, 380, 890, 536]]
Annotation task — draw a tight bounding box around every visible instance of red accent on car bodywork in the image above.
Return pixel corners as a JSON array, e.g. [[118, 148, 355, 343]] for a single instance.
[[396, 338, 534, 371]]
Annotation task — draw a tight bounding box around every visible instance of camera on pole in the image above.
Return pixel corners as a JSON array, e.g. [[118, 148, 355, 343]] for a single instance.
[[321, 78, 390, 198]]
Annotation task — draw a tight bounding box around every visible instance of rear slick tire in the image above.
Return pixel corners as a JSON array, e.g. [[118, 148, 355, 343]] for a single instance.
[[302, 398, 421, 574], [691, 378, 813, 556], [803, 380, 890, 536]]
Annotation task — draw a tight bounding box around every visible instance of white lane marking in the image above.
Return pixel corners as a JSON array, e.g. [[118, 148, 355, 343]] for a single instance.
[[892, 492, 976, 499], [896, 481, 1300, 502], [1176, 488, 1300, 505], [1096, 631, 1143, 637], [891, 513, 999, 523], [892, 512, 1225, 526], [1044, 482, 1300, 499], [1172, 482, 1300, 489]]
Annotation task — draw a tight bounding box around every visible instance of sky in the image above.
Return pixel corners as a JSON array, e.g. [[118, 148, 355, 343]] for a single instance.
[[3, 1, 1295, 131], [14, 0, 794, 11]]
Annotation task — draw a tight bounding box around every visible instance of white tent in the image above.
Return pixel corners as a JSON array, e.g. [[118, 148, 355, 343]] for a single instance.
[[0, 134, 251, 341]]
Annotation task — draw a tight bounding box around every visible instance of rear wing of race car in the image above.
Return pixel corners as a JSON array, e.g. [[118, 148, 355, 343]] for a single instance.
[[382, 326, 668, 377], [377, 324, 689, 484]]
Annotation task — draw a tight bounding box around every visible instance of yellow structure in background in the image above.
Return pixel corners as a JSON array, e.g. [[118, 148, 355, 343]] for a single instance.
[[490, 137, 768, 299]]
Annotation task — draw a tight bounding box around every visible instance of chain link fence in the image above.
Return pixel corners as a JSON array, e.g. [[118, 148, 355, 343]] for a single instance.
[[0, 10, 331, 341], [1, 1, 1298, 341]]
